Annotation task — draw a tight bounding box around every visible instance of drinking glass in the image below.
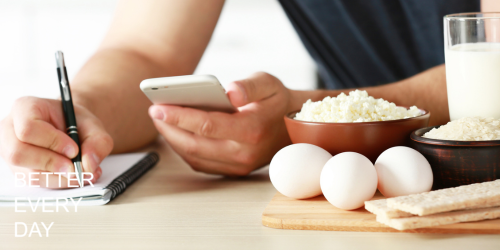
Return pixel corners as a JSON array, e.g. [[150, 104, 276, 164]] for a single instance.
[[444, 13, 500, 120]]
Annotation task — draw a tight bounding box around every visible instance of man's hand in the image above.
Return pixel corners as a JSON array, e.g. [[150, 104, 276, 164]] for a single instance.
[[148, 72, 292, 176], [0, 97, 114, 188]]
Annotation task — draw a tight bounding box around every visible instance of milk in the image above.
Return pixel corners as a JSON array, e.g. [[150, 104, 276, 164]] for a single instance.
[[445, 43, 500, 120]]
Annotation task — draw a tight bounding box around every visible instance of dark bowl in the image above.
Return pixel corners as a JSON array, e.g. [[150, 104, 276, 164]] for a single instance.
[[411, 126, 500, 190], [284, 108, 430, 163]]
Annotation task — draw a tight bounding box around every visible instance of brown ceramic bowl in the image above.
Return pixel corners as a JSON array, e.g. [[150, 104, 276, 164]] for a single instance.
[[284, 108, 430, 163], [411, 126, 500, 190]]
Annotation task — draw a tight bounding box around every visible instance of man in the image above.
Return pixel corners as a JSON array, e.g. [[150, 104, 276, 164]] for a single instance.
[[0, 0, 491, 188]]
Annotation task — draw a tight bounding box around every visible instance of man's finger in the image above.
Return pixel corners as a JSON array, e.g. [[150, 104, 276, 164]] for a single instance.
[[149, 105, 262, 143], [0, 136, 74, 174], [11, 98, 78, 158], [0, 118, 74, 173], [77, 114, 114, 174], [226, 72, 284, 107], [13, 119, 79, 159], [152, 120, 243, 163]]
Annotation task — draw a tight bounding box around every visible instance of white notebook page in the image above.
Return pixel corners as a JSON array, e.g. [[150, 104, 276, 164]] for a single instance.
[[0, 153, 148, 204]]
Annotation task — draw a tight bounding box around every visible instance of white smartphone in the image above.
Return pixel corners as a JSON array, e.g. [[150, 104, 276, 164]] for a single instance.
[[140, 75, 237, 113]]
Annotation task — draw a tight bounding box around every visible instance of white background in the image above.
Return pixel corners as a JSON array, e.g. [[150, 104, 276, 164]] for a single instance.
[[0, 0, 315, 120]]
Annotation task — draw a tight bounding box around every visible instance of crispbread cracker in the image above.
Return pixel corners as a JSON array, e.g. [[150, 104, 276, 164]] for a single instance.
[[364, 199, 413, 219], [366, 198, 500, 219], [376, 206, 500, 230], [386, 179, 500, 216]]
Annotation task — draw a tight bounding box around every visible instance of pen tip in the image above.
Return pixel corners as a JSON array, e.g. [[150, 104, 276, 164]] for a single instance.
[[73, 161, 84, 188]]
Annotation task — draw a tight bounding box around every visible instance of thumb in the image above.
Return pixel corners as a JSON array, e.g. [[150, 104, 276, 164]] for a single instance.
[[226, 72, 284, 107]]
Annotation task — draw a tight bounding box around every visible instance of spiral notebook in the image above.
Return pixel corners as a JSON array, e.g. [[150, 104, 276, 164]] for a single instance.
[[0, 152, 159, 206]]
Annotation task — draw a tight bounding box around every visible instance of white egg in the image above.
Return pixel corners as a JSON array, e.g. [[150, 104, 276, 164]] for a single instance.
[[270, 143, 332, 199], [320, 152, 377, 210], [375, 146, 433, 198]]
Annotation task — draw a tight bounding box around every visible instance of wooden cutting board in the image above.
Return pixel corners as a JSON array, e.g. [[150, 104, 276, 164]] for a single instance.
[[262, 192, 500, 234]]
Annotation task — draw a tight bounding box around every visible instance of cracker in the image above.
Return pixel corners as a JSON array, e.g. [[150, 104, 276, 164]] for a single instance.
[[366, 198, 500, 219], [386, 179, 500, 216], [364, 199, 413, 219], [377, 206, 500, 230]]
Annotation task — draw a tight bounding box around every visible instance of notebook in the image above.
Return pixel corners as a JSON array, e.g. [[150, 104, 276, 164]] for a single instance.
[[0, 152, 159, 206]]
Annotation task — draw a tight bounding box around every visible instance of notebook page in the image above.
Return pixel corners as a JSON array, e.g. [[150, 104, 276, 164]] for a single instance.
[[0, 152, 148, 200]]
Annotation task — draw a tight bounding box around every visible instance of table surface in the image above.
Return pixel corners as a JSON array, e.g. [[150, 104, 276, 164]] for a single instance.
[[1, 138, 500, 250]]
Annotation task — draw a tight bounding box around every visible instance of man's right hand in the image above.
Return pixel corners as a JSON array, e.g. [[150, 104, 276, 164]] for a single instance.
[[0, 97, 113, 188]]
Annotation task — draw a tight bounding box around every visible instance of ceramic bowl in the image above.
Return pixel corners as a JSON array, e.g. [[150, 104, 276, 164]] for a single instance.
[[411, 126, 500, 190], [284, 108, 430, 163]]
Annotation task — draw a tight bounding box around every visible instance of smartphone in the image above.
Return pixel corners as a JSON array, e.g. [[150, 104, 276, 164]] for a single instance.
[[140, 75, 237, 113]]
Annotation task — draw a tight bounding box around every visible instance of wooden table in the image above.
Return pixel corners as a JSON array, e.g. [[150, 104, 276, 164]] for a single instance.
[[1, 138, 500, 250]]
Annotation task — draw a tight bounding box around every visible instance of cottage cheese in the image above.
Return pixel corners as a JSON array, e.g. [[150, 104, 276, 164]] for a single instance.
[[294, 90, 422, 123], [423, 117, 500, 141]]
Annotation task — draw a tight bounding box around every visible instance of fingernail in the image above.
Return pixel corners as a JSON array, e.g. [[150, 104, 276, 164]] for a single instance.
[[59, 165, 69, 173], [62, 145, 75, 158], [234, 81, 247, 102], [152, 109, 164, 121], [93, 153, 101, 165], [83, 154, 98, 173], [93, 167, 102, 182], [59, 164, 73, 179]]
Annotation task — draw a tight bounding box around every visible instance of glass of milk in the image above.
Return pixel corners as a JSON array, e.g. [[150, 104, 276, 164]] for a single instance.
[[444, 13, 500, 120]]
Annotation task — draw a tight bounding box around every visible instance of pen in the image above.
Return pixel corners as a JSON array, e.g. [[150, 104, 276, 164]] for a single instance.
[[55, 51, 84, 188]]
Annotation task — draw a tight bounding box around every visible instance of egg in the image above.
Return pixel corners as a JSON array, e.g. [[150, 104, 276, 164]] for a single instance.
[[375, 146, 433, 198], [320, 152, 377, 210], [270, 143, 332, 199]]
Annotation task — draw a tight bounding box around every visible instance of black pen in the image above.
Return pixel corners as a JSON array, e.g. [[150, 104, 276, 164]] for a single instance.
[[55, 51, 84, 188]]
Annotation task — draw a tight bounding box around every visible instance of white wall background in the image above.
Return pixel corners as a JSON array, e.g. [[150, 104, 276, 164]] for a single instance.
[[0, 0, 315, 120]]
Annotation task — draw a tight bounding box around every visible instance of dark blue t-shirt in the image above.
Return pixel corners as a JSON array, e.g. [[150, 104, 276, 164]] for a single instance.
[[279, 0, 480, 89]]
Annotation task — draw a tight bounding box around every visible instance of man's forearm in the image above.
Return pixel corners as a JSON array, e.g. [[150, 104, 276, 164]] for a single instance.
[[289, 64, 449, 126], [390, 64, 449, 126], [70, 48, 168, 153], [64, 0, 224, 153]]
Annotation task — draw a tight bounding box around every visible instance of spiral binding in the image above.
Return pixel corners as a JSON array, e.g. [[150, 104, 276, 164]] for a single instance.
[[105, 152, 159, 200]]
